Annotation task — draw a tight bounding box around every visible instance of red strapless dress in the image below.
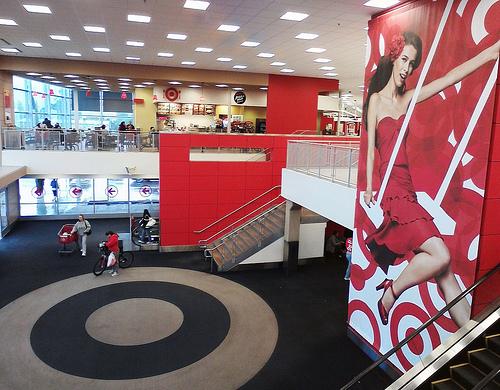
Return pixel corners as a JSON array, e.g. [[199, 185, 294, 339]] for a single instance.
[[365, 115, 440, 273]]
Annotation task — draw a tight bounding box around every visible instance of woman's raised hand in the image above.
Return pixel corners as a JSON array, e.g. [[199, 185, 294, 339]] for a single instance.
[[364, 190, 375, 207]]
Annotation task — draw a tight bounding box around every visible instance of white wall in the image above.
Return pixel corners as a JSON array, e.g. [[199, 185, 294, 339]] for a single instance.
[[2, 150, 159, 178], [240, 222, 326, 265], [281, 168, 355, 230]]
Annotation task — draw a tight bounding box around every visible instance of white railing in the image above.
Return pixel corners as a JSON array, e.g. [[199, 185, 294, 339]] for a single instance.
[[1, 128, 160, 152], [286, 140, 359, 187]]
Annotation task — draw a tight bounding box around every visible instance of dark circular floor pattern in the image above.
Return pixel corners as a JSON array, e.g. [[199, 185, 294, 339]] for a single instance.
[[31, 281, 230, 380], [0, 268, 278, 390]]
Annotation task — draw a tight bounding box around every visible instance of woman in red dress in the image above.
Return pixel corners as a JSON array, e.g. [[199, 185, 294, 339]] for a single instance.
[[363, 32, 499, 328]]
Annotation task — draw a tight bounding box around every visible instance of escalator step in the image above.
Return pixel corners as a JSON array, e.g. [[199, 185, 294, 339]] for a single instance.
[[431, 378, 465, 390], [451, 363, 498, 390], [469, 348, 500, 375], [486, 334, 500, 356]]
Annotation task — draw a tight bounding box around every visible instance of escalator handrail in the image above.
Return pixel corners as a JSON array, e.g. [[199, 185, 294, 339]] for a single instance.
[[340, 262, 500, 390], [471, 362, 500, 390]]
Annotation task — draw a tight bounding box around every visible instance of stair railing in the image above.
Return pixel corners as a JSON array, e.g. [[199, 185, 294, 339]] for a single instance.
[[196, 185, 281, 247], [340, 262, 500, 390], [201, 196, 285, 250], [204, 200, 286, 268]]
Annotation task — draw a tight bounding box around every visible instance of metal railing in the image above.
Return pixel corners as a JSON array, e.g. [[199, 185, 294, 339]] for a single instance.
[[286, 140, 359, 187], [195, 185, 281, 243], [340, 262, 500, 390], [204, 200, 286, 271], [1, 128, 160, 152]]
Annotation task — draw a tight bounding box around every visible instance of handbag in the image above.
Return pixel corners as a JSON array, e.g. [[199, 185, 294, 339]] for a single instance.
[[146, 218, 156, 228], [107, 252, 116, 267], [85, 220, 92, 235]]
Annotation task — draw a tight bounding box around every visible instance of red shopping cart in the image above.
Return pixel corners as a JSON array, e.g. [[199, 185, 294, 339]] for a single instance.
[[58, 224, 79, 255]]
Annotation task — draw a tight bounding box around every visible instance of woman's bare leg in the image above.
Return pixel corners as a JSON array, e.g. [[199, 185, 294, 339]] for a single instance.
[[380, 237, 470, 327]]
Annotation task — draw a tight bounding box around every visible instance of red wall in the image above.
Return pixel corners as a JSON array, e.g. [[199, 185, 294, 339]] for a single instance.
[[159, 133, 334, 247], [474, 69, 500, 316], [266, 75, 338, 134]]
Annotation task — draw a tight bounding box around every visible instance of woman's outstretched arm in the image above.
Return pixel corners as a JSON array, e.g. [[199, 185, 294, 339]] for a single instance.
[[416, 40, 500, 103], [364, 95, 378, 207]]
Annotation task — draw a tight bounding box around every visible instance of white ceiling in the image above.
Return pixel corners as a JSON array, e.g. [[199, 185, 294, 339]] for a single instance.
[[0, 0, 381, 104]]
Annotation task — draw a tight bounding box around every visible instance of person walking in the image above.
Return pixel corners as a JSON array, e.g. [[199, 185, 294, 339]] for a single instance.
[[104, 231, 119, 276], [71, 214, 91, 256]]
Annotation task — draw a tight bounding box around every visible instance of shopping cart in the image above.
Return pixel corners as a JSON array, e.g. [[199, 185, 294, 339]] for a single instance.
[[58, 224, 79, 255]]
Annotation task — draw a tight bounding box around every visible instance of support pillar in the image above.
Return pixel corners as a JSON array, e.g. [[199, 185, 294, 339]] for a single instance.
[[283, 200, 301, 274]]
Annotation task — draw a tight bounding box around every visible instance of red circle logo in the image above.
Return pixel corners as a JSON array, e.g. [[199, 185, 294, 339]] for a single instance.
[[165, 88, 179, 102]]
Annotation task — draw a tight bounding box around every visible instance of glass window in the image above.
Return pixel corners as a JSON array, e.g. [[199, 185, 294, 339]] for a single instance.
[[13, 75, 30, 90]]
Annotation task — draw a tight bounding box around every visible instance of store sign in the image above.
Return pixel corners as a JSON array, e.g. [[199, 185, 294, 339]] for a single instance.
[[164, 88, 180, 102], [233, 91, 246, 104]]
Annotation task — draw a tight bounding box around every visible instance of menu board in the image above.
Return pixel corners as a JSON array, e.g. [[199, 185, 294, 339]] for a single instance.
[[156, 102, 215, 116], [193, 104, 205, 115], [157, 102, 169, 115], [205, 105, 214, 115], [182, 104, 193, 115], [170, 103, 182, 115]]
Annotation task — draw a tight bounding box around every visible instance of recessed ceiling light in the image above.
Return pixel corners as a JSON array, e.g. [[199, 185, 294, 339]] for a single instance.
[[127, 14, 151, 23], [26, 72, 42, 76], [158, 52, 174, 57], [80, 87, 91, 90], [270, 61, 286, 67], [126, 56, 140, 61], [280, 69, 295, 73], [50, 35, 70, 41], [324, 72, 338, 77], [167, 33, 187, 40], [93, 47, 110, 52], [216, 57, 232, 62], [280, 11, 309, 21], [195, 47, 213, 53], [84, 26, 105, 33], [306, 47, 326, 53], [134, 84, 145, 88], [260, 87, 268, 91], [314, 58, 331, 63], [41, 75, 56, 79], [169, 81, 182, 85], [319, 66, 336, 71], [233, 65, 247, 70], [295, 33, 319, 40], [358, 85, 365, 89], [70, 79, 82, 83], [363, 0, 399, 8], [23, 42, 42, 48], [232, 87, 244, 91], [119, 83, 130, 86], [181, 61, 196, 66], [23, 4, 52, 14], [65, 85, 76, 88], [241, 41, 260, 47], [1, 48, 20, 53], [143, 82, 155, 85], [64, 74, 78, 78], [257, 52, 274, 58], [189, 85, 201, 88], [96, 83, 108, 87], [0, 18, 18, 26], [65, 52, 81, 57], [218, 24, 240, 32], [216, 84, 228, 88], [118, 78, 132, 81], [126, 40, 144, 47], [183, 0, 210, 10], [94, 79, 107, 82]]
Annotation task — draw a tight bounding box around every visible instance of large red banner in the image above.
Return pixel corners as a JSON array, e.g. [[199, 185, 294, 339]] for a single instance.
[[350, 0, 500, 371]]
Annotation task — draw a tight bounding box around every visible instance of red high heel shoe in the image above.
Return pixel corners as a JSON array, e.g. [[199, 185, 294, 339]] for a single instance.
[[376, 279, 397, 325]]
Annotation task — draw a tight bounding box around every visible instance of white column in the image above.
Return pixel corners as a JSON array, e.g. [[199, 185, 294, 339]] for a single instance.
[[73, 90, 79, 130], [227, 89, 232, 133]]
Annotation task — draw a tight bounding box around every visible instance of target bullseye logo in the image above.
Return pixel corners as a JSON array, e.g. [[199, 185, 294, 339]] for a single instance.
[[164, 88, 180, 102]]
